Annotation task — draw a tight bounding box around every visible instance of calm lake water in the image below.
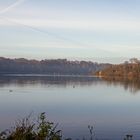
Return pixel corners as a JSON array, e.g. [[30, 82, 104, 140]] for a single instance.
[[0, 75, 140, 140]]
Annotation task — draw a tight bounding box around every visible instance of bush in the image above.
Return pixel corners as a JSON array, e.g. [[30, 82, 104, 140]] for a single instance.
[[0, 112, 61, 140]]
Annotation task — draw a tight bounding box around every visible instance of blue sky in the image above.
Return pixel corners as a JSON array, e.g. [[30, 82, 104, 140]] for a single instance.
[[0, 0, 140, 63]]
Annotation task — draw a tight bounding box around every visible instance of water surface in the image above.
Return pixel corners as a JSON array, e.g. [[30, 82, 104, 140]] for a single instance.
[[0, 75, 140, 140]]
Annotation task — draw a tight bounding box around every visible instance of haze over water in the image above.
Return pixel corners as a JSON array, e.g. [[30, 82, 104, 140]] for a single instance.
[[0, 75, 140, 140]]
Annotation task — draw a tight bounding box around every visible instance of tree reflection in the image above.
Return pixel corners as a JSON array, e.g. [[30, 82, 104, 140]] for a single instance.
[[0, 75, 102, 88], [0, 75, 140, 94], [101, 76, 140, 94]]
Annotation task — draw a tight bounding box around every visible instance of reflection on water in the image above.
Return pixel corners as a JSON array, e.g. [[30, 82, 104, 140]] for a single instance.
[[0, 75, 103, 87], [0, 75, 140, 94], [0, 75, 140, 140], [101, 76, 140, 94]]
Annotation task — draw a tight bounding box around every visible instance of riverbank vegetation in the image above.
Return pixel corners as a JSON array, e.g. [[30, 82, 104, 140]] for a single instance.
[[0, 113, 61, 140], [0, 113, 133, 140], [96, 58, 140, 78]]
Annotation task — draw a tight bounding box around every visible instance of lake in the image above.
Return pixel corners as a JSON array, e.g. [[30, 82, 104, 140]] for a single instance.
[[0, 75, 140, 140]]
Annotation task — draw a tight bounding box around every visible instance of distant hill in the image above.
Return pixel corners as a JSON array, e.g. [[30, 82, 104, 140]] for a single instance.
[[0, 57, 110, 75], [96, 58, 140, 78]]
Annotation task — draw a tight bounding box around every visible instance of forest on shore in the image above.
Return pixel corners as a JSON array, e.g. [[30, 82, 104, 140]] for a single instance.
[[96, 58, 140, 78], [0, 57, 110, 75]]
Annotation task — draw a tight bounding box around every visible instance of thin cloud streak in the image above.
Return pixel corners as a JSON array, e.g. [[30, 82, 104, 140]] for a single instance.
[[1, 18, 140, 31], [0, 0, 140, 61], [0, 0, 26, 14]]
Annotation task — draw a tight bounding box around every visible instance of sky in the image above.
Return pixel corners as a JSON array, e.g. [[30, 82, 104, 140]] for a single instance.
[[0, 0, 140, 63]]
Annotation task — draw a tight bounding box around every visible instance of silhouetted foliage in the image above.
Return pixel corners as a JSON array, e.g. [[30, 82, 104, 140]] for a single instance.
[[0, 113, 61, 140], [124, 134, 133, 140], [0, 113, 135, 140]]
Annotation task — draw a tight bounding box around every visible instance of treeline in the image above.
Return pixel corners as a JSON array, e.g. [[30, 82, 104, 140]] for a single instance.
[[0, 57, 110, 75], [96, 58, 140, 77]]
